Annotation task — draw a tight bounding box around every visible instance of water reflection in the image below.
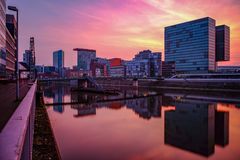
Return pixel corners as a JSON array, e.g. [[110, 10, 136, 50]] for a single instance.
[[42, 85, 240, 160], [165, 101, 216, 156]]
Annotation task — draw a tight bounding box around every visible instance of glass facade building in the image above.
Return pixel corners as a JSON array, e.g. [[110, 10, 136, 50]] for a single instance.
[[165, 17, 216, 74], [126, 50, 162, 78], [216, 25, 230, 61], [74, 48, 96, 71], [0, 0, 6, 78], [53, 50, 64, 77]]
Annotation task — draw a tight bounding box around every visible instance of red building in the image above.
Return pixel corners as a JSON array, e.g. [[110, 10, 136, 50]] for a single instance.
[[90, 60, 108, 77], [109, 58, 123, 67]]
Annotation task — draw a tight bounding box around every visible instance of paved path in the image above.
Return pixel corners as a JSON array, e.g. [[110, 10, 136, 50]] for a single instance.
[[0, 80, 30, 131]]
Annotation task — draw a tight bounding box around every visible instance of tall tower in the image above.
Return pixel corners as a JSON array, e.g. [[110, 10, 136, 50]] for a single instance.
[[30, 37, 35, 65], [29, 37, 35, 80]]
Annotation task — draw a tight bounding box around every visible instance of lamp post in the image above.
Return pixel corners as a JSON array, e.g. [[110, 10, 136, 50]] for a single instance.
[[8, 6, 19, 100]]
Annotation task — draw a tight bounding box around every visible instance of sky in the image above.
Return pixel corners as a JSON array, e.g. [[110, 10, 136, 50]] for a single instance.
[[7, 0, 240, 67]]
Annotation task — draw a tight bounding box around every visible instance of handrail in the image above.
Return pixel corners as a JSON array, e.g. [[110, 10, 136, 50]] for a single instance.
[[0, 81, 37, 160]]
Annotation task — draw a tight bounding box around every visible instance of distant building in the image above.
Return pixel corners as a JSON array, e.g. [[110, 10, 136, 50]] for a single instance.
[[162, 61, 176, 78], [217, 66, 240, 73], [35, 65, 44, 73], [74, 48, 96, 71], [109, 58, 123, 67], [110, 65, 126, 77], [23, 50, 34, 69], [6, 14, 17, 79], [126, 50, 162, 78], [53, 50, 64, 77], [29, 37, 36, 79], [165, 17, 217, 74], [0, 0, 6, 79], [216, 25, 230, 61], [90, 59, 108, 77]]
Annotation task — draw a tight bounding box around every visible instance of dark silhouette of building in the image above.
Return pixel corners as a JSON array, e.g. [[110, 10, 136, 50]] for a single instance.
[[216, 25, 230, 61], [164, 102, 215, 157], [215, 110, 229, 147]]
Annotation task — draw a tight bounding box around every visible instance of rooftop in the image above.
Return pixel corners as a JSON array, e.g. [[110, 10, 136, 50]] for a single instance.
[[73, 48, 96, 52]]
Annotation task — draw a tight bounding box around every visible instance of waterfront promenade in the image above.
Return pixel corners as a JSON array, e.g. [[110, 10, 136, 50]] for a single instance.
[[0, 80, 30, 131]]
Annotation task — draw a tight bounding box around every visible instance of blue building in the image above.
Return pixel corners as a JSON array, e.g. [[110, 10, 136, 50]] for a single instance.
[[126, 50, 162, 78], [165, 17, 216, 74], [53, 50, 64, 77], [74, 48, 96, 71]]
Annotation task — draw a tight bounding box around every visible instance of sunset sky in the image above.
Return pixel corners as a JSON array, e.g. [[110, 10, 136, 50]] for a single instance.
[[7, 0, 240, 67]]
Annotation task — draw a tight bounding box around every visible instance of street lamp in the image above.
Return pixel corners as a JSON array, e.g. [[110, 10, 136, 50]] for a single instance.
[[8, 6, 19, 100]]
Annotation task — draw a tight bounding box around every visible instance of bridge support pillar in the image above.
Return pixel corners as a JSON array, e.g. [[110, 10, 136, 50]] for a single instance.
[[133, 78, 138, 88], [83, 80, 88, 88]]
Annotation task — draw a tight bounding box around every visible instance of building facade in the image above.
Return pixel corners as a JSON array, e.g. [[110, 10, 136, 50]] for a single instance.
[[165, 17, 216, 74], [5, 14, 16, 78], [53, 50, 64, 77], [216, 25, 230, 61], [74, 48, 96, 71], [109, 65, 126, 77], [217, 66, 240, 73], [162, 61, 176, 78], [126, 50, 162, 78], [23, 50, 34, 68], [0, 0, 6, 78], [90, 59, 108, 77]]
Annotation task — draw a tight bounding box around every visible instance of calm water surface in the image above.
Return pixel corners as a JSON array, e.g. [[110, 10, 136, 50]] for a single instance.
[[43, 85, 240, 160]]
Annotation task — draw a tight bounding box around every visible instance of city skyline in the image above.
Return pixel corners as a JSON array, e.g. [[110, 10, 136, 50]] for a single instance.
[[8, 0, 240, 67]]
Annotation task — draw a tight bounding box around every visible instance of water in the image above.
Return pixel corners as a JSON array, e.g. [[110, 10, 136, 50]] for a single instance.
[[42, 84, 240, 160]]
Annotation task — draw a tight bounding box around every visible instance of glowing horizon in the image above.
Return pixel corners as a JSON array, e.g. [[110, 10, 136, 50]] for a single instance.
[[8, 0, 240, 67]]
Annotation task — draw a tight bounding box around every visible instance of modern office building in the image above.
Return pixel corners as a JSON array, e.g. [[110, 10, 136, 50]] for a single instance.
[[0, 0, 6, 79], [23, 50, 34, 68], [74, 48, 96, 71], [90, 59, 108, 77], [109, 65, 126, 77], [53, 50, 64, 77], [165, 17, 217, 74], [126, 50, 162, 78], [162, 61, 176, 78], [216, 25, 230, 61], [109, 58, 123, 67], [5, 14, 17, 78]]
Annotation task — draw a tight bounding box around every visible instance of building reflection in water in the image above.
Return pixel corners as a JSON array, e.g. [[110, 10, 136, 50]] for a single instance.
[[126, 96, 162, 119], [70, 91, 162, 120], [164, 100, 229, 157], [53, 87, 65, 113], [215, 110, 229, 147]]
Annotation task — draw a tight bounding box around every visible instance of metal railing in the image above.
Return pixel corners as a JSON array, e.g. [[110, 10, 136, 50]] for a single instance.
[[0, 81, 37, 160]]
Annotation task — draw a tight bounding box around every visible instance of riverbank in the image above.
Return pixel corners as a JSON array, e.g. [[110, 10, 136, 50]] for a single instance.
[[32, 91, 61, 160]]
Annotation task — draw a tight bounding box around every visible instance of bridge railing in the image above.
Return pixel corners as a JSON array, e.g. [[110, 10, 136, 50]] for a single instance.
[[0, 81, 37, 160]]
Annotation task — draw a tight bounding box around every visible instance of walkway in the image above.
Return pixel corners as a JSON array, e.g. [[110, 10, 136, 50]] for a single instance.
[[0, 80, 30, 131]]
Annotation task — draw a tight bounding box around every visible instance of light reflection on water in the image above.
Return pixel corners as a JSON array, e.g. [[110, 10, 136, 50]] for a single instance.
[[42, 85, 240, 160]]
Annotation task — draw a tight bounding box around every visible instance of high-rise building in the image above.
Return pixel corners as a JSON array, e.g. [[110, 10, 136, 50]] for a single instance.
[[74, 48, 96, 71], [0, 0, 6, 78], [165, 17, 216, 74], [53, 50, 64, 77], [23, 50, 33, 70], [6, 14, 17, 78], [216, 25, 230, 61]]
